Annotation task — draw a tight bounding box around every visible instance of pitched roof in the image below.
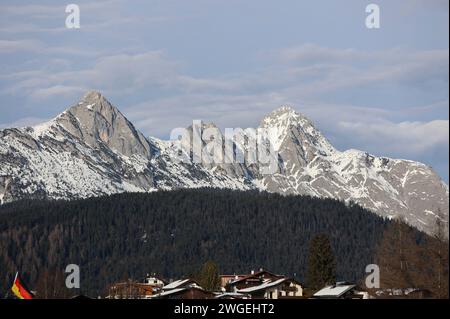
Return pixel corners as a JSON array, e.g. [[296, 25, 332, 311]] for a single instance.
[[227, 270, 283, 285], [313, 284, 356, 298], [163, 279, 195, 290], [237, 278, 289, 293], [152, 288, 186, 297]]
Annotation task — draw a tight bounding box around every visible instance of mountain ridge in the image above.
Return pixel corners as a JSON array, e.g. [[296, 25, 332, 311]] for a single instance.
[[0, 91, 448, 236]]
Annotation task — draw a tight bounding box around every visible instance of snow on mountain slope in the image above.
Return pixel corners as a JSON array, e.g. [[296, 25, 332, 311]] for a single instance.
[[0, 92, 156, 202], [259, 107, 448, 235], [0, 92, 448, 236], [0, 92, 251, 203], [258, 107, 448, 235]]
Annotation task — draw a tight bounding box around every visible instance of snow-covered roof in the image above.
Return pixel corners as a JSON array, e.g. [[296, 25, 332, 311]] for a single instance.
[[150, 286, 210, 299], [228, 270, 282, 285], [150, 288, 186, 298], [162, 279, 190, 290], [238, 278, 288, 293], [215, 292, 249, 299], [313, 284, 356, 297]]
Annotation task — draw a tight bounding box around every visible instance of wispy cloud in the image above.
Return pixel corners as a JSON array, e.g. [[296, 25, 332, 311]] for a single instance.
[[0, 0, 447, 180], [338, 119, 449, 155], [0, 39, 43, 53], [0, 1, 181, 36], [0, 116, 50, 129]]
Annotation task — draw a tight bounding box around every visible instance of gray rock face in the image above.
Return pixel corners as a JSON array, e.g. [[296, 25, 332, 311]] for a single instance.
[[56, 91, 152, 159], [0, 93, 448, 236], [257, 107, 448, 236], [0, 91, 156, 202]]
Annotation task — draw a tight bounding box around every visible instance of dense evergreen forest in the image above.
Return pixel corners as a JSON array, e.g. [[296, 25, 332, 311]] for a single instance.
[[0, 188, 392, 297]]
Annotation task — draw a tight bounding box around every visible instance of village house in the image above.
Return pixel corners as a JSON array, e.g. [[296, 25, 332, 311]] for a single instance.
[[146, 277, 215, 299], [149, 277, 217, 299], [219, 274, 246, 288], [225, 269, 284, 292], [143, 274, 166, 286], [237, 278, 303, 299], [106, 274, 167, 299], [223, 269, 303, 299]]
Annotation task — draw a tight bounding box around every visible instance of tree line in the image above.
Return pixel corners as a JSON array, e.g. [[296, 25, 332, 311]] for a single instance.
[[0, 188, 440, 298]]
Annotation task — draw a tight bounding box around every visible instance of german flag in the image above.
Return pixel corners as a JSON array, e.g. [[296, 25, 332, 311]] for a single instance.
[[11, 272, 34, 299]]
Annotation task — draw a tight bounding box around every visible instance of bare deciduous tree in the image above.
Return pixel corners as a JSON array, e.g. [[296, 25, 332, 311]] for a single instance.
[[376, 217, 449, 298]]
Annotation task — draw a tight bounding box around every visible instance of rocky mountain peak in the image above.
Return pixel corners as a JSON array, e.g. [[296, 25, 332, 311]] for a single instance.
[[69, 90, 119, 119], [260, 105, 302, 126], [81, 90, 104, 102], [49, 91, 153, 159], [1, 94, 448, 236], [259, 105, 336, 155]]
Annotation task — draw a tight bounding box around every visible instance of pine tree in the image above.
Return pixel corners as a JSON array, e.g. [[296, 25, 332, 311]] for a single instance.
[[306, 234, 336, 291]]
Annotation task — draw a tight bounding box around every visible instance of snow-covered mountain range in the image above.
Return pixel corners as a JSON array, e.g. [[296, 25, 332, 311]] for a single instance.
[[0, 91, 448, 235]]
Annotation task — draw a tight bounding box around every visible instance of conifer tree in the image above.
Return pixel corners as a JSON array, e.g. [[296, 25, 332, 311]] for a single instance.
[[306, 234, 336, 291]]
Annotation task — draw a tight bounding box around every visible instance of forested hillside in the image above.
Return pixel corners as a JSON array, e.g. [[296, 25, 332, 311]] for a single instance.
[[0, 188, 391, 296]]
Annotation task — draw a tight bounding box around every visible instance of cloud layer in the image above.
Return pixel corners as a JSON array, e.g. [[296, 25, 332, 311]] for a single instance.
[[0, 0, 448, 181]]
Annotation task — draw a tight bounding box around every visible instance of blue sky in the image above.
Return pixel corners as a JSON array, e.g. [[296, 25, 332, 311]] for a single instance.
[[0, 0, 449, 181]]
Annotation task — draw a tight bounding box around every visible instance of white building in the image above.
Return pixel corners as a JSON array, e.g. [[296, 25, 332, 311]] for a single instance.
[[237, 278, 303, 299]]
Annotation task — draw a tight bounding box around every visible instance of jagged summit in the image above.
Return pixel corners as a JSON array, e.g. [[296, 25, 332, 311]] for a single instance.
[[69, 90, 120, 118], [261, 105, 304, 126], [268, 105, 297, 115], [81, 90, 104, 101], [75, 90, 117, 114], [30, 91, 118, 133], [24, 91, 153, 160], [56, 91, 153, 158], [0, 93, 448, 236], [260, 105, 336, 155]]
